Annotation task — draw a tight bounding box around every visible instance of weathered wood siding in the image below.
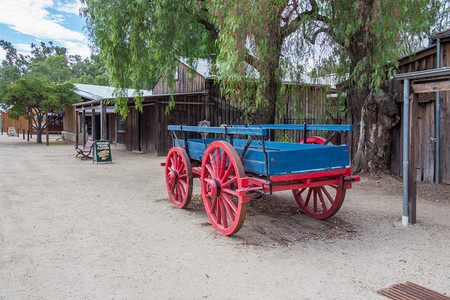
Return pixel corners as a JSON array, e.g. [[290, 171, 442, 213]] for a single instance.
[[390, 38, 450, 183], [1, 112, 30, 135], [63, 106, 77, 133], [152, 61, 206, 95]]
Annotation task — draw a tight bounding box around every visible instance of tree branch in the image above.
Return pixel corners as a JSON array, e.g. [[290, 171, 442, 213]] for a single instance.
[[281, 0, 329, 39], [185, 8, 219, 40], [304, 27, 327, 44]]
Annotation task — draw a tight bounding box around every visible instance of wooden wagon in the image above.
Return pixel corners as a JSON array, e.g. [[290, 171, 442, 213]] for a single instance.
[[162, 124, 360, 235]]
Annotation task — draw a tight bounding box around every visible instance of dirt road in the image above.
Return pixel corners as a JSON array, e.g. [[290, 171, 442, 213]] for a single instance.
[[0, 134, 448, 299]]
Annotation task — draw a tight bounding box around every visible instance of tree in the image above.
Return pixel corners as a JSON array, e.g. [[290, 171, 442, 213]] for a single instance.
[[299, 0, 441, 173], [1, 77, 80, 143], [81, 0, 218, 115], [82, 0, 441, 173]]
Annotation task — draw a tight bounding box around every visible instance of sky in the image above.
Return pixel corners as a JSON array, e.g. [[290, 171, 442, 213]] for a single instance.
[[0, 0, 90, 61]]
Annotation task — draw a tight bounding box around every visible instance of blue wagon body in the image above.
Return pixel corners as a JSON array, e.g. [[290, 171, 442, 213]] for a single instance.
[[176, 138, 349, 176]]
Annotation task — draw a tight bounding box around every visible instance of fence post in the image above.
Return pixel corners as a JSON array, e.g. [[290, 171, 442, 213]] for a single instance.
[[46, 131, 49, 146], [23, 129, 25, 139], [27, 129, 30, 141]]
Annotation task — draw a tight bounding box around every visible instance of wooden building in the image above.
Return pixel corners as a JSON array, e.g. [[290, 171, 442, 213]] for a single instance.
[[390, 29, 450, 183], [70, 59, 339, 156]]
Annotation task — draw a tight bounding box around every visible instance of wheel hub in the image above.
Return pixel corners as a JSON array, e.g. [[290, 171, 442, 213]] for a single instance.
[[168, 170, 178, 184], [206, 179, 221, 198]]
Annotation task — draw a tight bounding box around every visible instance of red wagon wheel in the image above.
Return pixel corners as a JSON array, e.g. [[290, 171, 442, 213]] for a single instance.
[[300, 136, 333, 145], [292, 179, 346, 219], [165, 147, 193, 208], [201, 141, 248, 236]]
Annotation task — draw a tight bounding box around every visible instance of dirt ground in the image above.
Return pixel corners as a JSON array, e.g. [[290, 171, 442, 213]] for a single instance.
[[0, 134, 448, 299]]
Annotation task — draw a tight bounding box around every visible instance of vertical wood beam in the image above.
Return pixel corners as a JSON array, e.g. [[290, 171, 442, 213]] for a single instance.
[[81, 108, 86, 145], [91, 105, 96, 141], [101, 101, 107, 140], [402, 80, 410, 225], [75, 109, 79, 147], [408, 94, 418, 224]]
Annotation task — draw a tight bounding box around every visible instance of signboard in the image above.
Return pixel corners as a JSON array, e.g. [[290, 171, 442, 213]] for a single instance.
[[7, 127, 16, 137], [93, 140, 112, 164]]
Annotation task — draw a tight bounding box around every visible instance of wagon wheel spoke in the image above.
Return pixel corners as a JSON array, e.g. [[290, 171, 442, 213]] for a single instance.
[[222, 197, 236, 224], [304, 188, 313, 207], [219, 151, 228, 179], [210, 197, 218, 213], [221, 194, 238, 214], [208, 153, 217, 172], [313, 188, 318, 213], [320, 186, 334, 204], [219, 200, 228, 228], [221, 164, 233, 182], [222, 177, 237, 189], [179, 179, 188, 190], [316, 188, 328, 212], [205, 164, 215, 179], [215, 148, 221, 177]]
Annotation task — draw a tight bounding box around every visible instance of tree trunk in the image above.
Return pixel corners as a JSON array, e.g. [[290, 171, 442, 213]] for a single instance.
[[351, 88, 399, 174], [250, 77, 278, 125], [345, 23, 399, 175], [35, 128, 43, 144]]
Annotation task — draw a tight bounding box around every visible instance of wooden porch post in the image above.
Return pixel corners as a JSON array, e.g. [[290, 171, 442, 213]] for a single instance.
[[408, 94, 419, 224], [91, 105, 96, 141], [75, 108, 79, 148], [101, 100, 107, 140], [81, 107, 86, 145]]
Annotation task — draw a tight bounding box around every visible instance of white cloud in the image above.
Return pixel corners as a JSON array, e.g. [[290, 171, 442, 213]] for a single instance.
[[0, 48, 6, 61], [0, 0, 86, 42], [62, 40, 91, 58], [55, 1, 81, 15], [16, 44, 33, 52]]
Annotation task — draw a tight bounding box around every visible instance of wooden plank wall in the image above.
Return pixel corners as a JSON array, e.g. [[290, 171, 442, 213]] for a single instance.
[[152, 62, 206, 95], [63, 106, 77, 133], [390, 39, 449, 183], [1, 112, 29, 135]]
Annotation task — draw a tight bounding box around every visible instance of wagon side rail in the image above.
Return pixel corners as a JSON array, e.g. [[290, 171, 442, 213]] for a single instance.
[[230, 124, 353, 145]]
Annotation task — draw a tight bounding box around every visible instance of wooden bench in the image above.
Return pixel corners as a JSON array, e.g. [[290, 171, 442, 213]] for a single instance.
[[75, 140, 95, 160]]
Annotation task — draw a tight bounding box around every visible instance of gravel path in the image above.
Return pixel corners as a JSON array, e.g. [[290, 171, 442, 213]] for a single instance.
[[0, 134, 448, 299]]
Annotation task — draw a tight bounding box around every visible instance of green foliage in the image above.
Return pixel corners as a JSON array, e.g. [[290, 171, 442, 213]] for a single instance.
[[81, 0, 218, 116], [1, 77, 80, 142], [0, 40, 107, 142], [305, 0, 441, 92]]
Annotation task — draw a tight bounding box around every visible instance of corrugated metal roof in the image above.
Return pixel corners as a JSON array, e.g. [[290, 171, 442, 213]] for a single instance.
[[431, 28, 450, 40], [0, 104, 12, 113], [179, 58, 338, 88], [74, 83, 152, 101]]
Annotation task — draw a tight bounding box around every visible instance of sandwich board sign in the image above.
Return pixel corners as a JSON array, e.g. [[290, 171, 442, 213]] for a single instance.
[[7, 127, 16, 137], [93, 140, 112, 164]]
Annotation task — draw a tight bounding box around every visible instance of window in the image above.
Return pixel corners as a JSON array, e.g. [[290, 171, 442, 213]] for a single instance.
[[174, 65, 179, 81], [117, 115, 125, 133]]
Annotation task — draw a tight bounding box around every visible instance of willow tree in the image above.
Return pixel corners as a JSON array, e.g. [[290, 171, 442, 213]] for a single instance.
[[297, 0, 441, 173], [82, 0, 440, 172], [81, 0, 218, 115]]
